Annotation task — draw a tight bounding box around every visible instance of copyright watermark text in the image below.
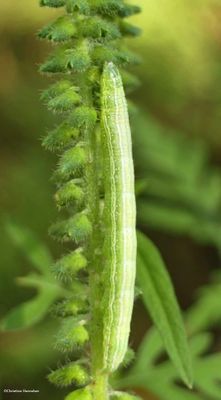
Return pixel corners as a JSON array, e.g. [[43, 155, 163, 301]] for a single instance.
[[3, 389, 40, 394]]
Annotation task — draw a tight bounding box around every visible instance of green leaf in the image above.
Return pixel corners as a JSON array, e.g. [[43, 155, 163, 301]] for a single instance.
[[5, 221, 53, 274], [186, 282, 221, 335], [194, 353, 221, 400], [0, 271, 67, 331], [138, 201, 195, 235], [115, 330, 221, 400], [137, 230, 193, 387], [0, 289, 57, 331], [130, 327, 164, 373], [2, 222, 69, 330], [16, 272, 66, 293], [189, 333, 212, 357], [132, 112, 221, 248]]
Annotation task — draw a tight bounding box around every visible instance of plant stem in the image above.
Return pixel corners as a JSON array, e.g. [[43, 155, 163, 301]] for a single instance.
[[81, 75, 108, 398], [92, 372, 109, 400]]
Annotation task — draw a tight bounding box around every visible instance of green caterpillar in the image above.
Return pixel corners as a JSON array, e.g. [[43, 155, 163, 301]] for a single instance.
[[39, 1, 141, 399], [101, 62, 137, 373]]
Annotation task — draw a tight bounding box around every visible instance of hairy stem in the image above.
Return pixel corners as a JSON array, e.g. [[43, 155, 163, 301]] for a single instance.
[[93, 372, 109, 400], [39, 1, 141, 399], [81, 76, 107, 397]]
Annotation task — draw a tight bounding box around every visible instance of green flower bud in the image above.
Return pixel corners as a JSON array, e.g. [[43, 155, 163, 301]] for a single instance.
[[55, 318, 89, 352], [40, 0, 65, 7], [52, 297, 87, 317], [92, 46, 140, 67], [49, 213, 92, 242], [65, 42, 91, 71], [40, 49, 67, 74], [48, 362, 89, 387], [80, 17, 120, 40], [66, 0, 90, 15], [47, 89, 81, 113], [91, 0, 124, 16], [52, 248, 87, 280], [118, 4, 141, 17], [41, 80, 74, 101], [41, 81, 82, 113], [91, 1, 141, 18], [55, 180, 84, 207], [40, 42, 91, 74], [119, 21, 141, 37], [56, 146, 87, 179], [65, 387, 92, 400], [42, 123, 80, 152], [38, 16, 77, 42], [68, 106, 97, 129]]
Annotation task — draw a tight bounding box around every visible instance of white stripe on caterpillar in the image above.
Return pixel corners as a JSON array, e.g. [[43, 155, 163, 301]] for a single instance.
[[101, 62, 137, 372]]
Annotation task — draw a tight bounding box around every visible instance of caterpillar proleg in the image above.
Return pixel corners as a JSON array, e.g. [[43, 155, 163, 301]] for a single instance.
[[101, 62, 137, 373]]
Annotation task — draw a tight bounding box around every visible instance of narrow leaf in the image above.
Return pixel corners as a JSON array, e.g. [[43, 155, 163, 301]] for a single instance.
[[0, 290, 57, 331], [5, 221, 52, 274], [137, 230, 193, 387]]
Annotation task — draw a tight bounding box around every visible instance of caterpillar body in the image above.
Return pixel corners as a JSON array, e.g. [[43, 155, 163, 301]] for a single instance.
[[101, 62, 137, 373]]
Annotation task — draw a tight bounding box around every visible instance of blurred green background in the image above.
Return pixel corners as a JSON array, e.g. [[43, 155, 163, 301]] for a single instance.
[[1, 1, 221, 399]]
